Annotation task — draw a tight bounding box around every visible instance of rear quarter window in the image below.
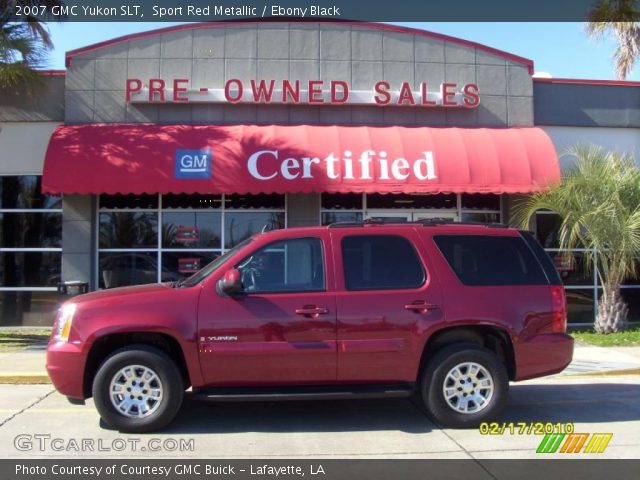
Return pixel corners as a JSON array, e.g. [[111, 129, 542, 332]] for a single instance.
[[433, 235, 548, 286]]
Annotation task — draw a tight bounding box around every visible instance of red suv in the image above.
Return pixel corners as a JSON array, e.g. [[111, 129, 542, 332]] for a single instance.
[[47, 222, 573, 432]]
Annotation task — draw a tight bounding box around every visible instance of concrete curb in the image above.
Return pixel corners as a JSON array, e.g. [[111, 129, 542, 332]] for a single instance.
[[0, 374, 50, 384]]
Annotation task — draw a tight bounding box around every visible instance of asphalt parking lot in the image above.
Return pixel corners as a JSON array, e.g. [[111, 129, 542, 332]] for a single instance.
[[1, 374, 638, 459]]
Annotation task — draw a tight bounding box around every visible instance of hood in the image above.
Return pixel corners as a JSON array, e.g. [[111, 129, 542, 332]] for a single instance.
[[67, 282, 175, 306]]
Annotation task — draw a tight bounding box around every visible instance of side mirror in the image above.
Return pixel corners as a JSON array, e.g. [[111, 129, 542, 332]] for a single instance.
[[217, 268, 243, 296]]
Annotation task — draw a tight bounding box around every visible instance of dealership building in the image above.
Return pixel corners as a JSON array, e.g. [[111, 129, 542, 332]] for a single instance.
[[1, 21, 639, 327]]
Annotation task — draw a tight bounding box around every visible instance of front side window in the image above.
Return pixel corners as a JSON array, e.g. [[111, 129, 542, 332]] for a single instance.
[[236, 238, 325, 293], [341, 235, 426, 290]]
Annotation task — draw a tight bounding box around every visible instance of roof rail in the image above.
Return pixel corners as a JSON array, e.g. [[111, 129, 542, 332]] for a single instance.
[[327, 218, 509, 228], [415, 218, 509, 228], [327, 219, 386, 228]]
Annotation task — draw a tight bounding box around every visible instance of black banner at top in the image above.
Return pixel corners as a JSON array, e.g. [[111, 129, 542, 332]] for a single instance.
[[4, 0, 640, 22]]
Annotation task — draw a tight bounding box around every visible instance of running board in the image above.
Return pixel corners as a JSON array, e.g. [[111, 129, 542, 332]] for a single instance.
[[192, 384, 415, 402]]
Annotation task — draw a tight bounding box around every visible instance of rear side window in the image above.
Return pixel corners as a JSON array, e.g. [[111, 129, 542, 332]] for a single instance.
[[519, 230, 562, 285], [342, 235, 425, 290], [433, 235, 548, 286]]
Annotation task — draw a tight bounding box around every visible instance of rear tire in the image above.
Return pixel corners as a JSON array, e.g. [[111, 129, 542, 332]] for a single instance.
[[420, 343, 508, 428], [92, 345, 183, 433]]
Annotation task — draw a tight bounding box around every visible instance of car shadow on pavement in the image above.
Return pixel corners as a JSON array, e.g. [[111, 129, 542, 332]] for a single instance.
[[498, 382, 640, 424], [156, 396, 435, 434], [98, 381, 640, 434]]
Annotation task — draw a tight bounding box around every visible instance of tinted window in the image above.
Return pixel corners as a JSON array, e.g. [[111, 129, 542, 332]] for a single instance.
[[519, 230, 562, 285], [434, 235, 548, 286], [342, 235, 425, 290], [236, 238, 324, 293]]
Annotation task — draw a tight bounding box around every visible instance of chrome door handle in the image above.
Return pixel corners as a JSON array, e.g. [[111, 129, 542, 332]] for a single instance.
[[404, 301, 438, 313], [295, 306, 329, 318]]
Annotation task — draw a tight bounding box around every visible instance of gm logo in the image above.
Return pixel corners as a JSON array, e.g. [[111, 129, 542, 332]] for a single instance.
[[175, 149, 211, 179]]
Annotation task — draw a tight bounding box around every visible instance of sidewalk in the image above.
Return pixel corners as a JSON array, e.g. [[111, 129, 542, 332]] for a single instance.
[[0, 341, 49, 383], [562, 343, 640, 376], [1, 342, 639, 384]]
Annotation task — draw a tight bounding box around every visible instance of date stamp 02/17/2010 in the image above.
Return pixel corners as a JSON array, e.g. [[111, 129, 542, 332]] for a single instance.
[[478, 422, 613, 454]]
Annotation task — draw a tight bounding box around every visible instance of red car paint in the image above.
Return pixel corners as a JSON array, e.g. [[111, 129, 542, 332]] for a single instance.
[[47, 224, 573, 400]]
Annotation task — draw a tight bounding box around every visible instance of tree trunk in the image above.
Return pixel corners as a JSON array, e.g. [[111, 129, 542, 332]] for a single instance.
[[596, 286, 628, 333]]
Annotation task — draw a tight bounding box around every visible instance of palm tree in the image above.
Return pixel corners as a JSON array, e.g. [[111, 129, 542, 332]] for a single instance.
[[513, 145, 640, 333], [0, 1, 65, 89], [586, 1, 640, 79]]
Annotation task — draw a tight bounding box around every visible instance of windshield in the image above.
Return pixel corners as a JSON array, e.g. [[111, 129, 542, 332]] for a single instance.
[[178, 237, 254, 287]]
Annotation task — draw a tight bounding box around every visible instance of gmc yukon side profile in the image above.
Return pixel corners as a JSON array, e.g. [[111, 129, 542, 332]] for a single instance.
[[46, 222, 573, 432]]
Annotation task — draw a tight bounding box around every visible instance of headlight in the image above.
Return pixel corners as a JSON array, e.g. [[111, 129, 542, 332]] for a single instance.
[[54, 304, 76, 342]]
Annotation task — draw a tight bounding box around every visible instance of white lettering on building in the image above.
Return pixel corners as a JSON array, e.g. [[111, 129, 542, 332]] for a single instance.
[[247, 150, 437, 182]]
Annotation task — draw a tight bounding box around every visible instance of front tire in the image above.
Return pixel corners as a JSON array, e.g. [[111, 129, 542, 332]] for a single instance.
[[420, 344, 508, 428], [92, 345, 183, 433]]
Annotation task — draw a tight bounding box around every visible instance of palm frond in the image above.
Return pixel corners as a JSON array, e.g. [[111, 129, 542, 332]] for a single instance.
[[513, 144, 640, 290]]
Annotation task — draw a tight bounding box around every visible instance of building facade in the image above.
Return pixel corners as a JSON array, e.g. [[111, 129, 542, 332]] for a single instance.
[[1, 22, 639, 327]]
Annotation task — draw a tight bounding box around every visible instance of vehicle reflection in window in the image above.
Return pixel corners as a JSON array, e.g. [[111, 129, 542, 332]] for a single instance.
[[99, 253, 179, 289]]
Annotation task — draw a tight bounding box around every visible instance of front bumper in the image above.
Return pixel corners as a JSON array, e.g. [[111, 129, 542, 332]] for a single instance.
[[514, 333, 574, 381], [46, 341, 87, 399]]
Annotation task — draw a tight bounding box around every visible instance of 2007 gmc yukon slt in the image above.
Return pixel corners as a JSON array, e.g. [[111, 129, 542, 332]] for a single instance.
[[46, 222, 573, 432]]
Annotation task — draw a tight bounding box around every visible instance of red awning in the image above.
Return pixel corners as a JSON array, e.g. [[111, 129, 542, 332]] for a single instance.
[[42, 124, 559, 195]]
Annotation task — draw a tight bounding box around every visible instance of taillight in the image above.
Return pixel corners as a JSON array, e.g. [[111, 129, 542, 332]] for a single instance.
[[550, 285, 567, 333]]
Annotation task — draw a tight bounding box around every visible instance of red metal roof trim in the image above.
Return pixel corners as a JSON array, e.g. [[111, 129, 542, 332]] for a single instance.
[[42, 124, 559, 196], [65, 21, 534, 73], [534, 77, 640, 87]]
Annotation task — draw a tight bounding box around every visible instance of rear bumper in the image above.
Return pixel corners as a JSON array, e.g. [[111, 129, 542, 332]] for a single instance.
[[46, 341, 87, 399], [514, 333, 574, 381]]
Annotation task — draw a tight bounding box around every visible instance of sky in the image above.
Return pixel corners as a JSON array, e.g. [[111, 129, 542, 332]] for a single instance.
[[44, 22, 639, 81]]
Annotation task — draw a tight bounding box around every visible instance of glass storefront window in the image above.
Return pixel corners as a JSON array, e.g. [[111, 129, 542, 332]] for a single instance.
[[226, 194, 285, 209], [162, 252, 219, 280], [0, 175, 62, 326], [0, 291, 59, 326], [366, 193, 457, 209], [98, 194, 285, 289], [321, 211, 363, 226], [620, 289, 640, 322], [461, 212, 500, 223], [0, 212, 62, 248], [99, 252, 163, 289], [322, 193, 363, 210], [162, 193, 223, 209], [0, 252, 61, 288], [461, 194, 500, 210], [162, 212, 222, 249], [99, 194, 158, 209], [0, 176, 61, 209], [99, 212, 158, 249], [225, 212, 285, 248], [552, 251, 594, 286], [566, 289, 595, 325], [535, 212, 561, 249]]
